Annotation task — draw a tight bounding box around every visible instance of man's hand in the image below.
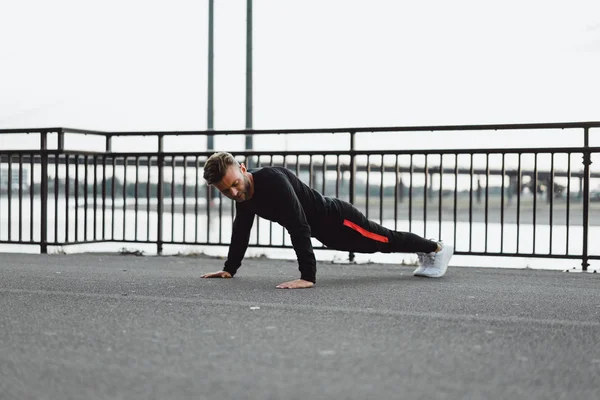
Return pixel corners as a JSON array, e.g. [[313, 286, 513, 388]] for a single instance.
[[200, 270, 232, 279], [276, 279, 314, 289]]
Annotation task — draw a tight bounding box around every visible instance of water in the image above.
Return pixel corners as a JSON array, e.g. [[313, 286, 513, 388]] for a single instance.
[[1, 198, 598, 272]]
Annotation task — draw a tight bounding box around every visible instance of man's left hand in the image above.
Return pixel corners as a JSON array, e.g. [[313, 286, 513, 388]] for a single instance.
[[276, 279, 315, 289]]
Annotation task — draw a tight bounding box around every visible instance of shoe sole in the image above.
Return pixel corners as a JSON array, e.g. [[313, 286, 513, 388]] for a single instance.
[[414, 270, 444, 278]]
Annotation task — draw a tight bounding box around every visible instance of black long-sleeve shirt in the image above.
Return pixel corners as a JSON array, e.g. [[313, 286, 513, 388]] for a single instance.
[[223, 166, 338, 283]]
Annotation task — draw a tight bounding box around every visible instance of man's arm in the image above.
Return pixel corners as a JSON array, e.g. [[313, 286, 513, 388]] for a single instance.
[[222, 204, 255, 277], [271, 175, 317, 283]]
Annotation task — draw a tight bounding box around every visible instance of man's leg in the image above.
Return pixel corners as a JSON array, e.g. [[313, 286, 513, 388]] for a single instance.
[[316, 200, 452, 277], [318, 200, 437, 253]]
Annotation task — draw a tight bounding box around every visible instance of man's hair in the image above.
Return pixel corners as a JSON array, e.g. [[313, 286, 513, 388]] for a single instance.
[[203, 152, 240, 185]]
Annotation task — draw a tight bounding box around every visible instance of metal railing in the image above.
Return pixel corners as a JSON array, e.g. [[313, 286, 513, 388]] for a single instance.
[[0, 122, 598, 270]]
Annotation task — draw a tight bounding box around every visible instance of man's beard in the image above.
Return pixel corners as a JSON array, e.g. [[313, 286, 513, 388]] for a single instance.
[[237, 174, 252, 201]]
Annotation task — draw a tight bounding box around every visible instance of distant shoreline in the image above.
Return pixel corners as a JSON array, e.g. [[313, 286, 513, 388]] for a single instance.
[[99, 199, 600, 226]]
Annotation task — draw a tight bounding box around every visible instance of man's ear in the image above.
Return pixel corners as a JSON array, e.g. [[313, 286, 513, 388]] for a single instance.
[[239, 163, 247, 173]]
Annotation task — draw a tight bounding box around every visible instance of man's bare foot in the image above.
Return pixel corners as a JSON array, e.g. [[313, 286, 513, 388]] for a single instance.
[[276, 279, 314, 289]]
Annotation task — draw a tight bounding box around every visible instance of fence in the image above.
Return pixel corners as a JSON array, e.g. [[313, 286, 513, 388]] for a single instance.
[[0, 122, 599, 271]]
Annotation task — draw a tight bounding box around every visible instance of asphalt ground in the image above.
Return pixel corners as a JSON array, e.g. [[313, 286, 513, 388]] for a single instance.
[[1, 253, 599, 400]]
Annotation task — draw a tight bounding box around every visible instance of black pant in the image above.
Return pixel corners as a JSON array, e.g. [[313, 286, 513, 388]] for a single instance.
[[313, 199, 437, 254]]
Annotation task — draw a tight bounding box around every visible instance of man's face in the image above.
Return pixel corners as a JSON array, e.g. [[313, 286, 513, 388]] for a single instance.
[[214, 164, 252, 202]]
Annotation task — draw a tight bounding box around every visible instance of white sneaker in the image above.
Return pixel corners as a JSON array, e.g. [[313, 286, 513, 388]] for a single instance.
[[413, 252, 436, 276], [413, 243, 453, 278]]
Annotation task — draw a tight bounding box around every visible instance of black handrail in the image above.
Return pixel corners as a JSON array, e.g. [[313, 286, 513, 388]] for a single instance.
[[0, 123, 597, 272], [1, 121, 600, 137]]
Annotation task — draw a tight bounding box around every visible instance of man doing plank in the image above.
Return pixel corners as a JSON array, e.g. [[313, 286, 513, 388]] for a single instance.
[[201, 152, 453, 289]]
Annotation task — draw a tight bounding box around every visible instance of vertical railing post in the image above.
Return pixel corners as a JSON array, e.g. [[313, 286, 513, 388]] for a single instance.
[[57, 129, 64, 151], [106, 134, 112, 241], [157, 135, 164, 255], [349, 131, 356, 204], [40, 131, 48, 254], [581, 127, 591, 271], [349, 131, 356, 262], [207, 132, 217, 203], [54, 130, 64, 246]]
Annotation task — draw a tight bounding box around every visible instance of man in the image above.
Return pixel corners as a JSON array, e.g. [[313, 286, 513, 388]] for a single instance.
[[200, 152, 453, 289]]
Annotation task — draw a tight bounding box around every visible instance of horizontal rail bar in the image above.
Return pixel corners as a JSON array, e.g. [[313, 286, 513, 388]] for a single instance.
[[2, 121, 600, 137]]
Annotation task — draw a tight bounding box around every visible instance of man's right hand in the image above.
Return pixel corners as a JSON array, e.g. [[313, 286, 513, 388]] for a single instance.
[[200, 270, 232, 279]]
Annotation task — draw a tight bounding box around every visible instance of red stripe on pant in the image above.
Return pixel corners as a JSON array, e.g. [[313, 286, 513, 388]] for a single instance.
[[342, 219, 389, 243]]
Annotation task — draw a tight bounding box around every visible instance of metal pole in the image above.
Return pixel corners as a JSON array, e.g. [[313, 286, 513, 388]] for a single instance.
[[206, 0, 216, 202], [581, 127, 591, 271], [245, 0, 253, 152], [207, 0, 214, 140]]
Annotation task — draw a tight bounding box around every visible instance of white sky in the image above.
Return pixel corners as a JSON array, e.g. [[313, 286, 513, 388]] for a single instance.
[[1, 0, 599, 151]]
